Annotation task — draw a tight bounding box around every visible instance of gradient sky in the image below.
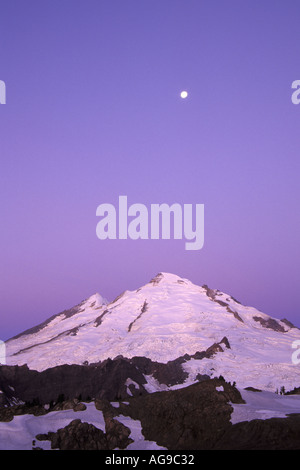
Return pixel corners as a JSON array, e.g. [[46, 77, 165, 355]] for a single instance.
[[1, 0, 300, 340]]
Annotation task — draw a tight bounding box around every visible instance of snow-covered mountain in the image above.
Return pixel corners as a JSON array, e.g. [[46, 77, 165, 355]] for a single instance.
[[5, 272, 300, 392]]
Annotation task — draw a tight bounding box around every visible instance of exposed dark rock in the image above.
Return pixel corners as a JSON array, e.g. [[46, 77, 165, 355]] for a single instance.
[[0, 391, 10, 407], [219, 336, 231, 349], [0, 401, 49, 421], [0, 407, 14, 422], [229, 295, 242, 305], [0, 358, 148, 409], [51, 398, 85, 412], [3, 372, 300, 450], [104, 414, 133, 449], [36, 433, 50, 441], [113, 378, 244, 450], [130, 356, 188, 387], [215, 299, 228, 307], [204, 342, 224, 357], [202, 284, 216, 300], [193, 336, 230, 359], [202, 287, 244, 323], [226, 306, 244, 322], [106, 379, 300, 450], [128, 300, 148, 332], [33, 400, 300, 450], [94, 398, 115, 413], [74, 402, 87, 412], [94, 309, 110, 327], [149, 273, 164, 285], [285, 387, 300, 395], [216, 414, 300, 450], [195, 373, 210, 382], [281, 318, 299, 330], [36, 410, 133, 450], [253, 316, 286, 333], [190, 351, 206, 360], [46, 419, 109, 450]]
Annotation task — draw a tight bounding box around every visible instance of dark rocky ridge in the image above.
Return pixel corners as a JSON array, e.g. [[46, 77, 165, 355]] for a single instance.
[[253, 316, 286, 333], [111, 377, 244, 450], [95, 381, 300, 450], [30, 378, 244, 450], [0, 358, 147, 407], [0, 338, 231, 408], [30, 378, 300, 450], [35, 414, 133, 450], [202, 285, 244, 322], [2, 365, 300, 449]]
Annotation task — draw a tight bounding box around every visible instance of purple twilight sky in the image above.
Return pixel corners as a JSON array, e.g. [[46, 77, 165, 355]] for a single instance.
[[1, 0, 300, 340]]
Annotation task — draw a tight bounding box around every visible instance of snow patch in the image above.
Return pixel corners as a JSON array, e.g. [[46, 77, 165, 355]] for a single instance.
[[115, 415, 167, 450], [0, 402, 105, 450], [230, 389, 300, 424]]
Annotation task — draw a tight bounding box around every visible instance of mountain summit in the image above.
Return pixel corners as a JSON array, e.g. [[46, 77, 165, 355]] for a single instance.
[[5, 273, 300, 392]]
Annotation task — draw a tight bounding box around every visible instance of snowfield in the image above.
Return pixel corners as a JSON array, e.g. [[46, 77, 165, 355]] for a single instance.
[[0, 402, 165, 450], [230, 389, 300, 424], [0, 402, 105, 450]]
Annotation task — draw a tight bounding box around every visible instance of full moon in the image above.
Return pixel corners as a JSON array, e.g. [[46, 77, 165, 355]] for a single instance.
[[180, 91, 188, 99]]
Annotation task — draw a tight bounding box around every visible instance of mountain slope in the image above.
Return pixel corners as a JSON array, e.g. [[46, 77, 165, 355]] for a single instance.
[[5, 273, 300, 392]]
